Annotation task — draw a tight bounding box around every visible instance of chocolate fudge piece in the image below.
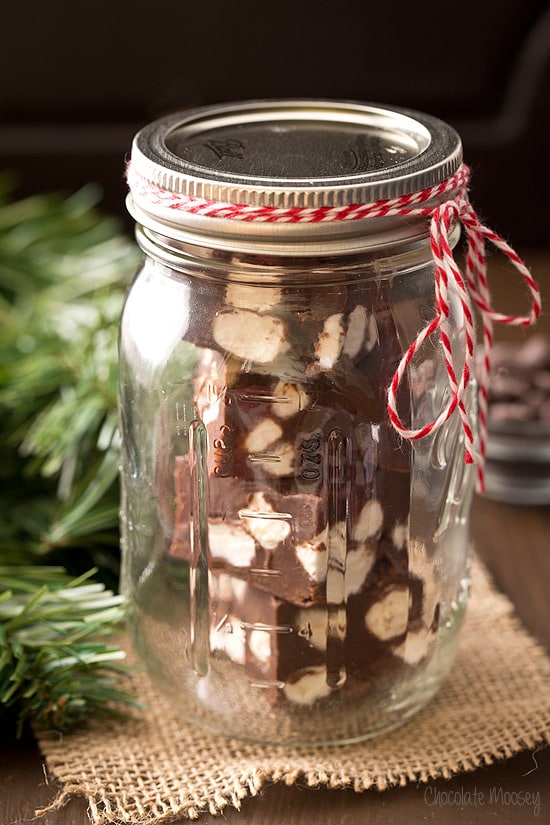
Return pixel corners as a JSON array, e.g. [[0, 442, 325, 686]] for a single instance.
[[165, 270, 433, 706], [170, 460, 328, 604], [170, 453, 411, 607], [209, 561, 426, 706]]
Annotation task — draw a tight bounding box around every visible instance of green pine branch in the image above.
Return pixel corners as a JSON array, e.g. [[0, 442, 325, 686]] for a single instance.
[[0, 176, 140, 571], [0, 566, 137, 737], [0, 177, 141, 734]]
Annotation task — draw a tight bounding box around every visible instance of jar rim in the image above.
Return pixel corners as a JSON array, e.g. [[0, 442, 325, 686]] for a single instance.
[[127, 99, 463, 254], [129, 99, 462, 208]]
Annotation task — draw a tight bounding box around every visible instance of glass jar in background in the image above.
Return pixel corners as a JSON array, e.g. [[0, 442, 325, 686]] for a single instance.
[[119, 101, 474, 745]]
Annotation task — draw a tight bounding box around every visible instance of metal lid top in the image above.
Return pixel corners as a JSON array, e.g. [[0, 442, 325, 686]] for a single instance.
[[127, 100, 463, 255], [130, 99, 461, 207]]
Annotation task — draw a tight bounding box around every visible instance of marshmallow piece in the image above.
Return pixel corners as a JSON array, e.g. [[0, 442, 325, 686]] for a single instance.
[[213, 309, 289, 363], [364, 312, 379, 354], [194, 349, 227, 427], [364, 586, 409, 640], [353, 499, 384, 542], [225, 283, 283, 313], [243, 518, 290, 550], [295, 533, 328, 583], [345, 543, 376, 596], [394, 628, 433, 665], [210, 616, 246, 665], [271, 379, 311, 419], [314, 313, 345, 369], [260, 441, 295, 477], [240, 492, 291, 550], [210, 571, 248, 605], [283, 665, 332, 705], [208, 522, 257, 567], [245, 418, 283, 453], [392, 521, 409, 551], [248, 628, 272, 666], [343, 304, 368, 358]]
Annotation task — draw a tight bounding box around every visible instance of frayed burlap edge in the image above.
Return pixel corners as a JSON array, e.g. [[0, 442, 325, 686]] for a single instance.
[[35, 557, 550, 824]]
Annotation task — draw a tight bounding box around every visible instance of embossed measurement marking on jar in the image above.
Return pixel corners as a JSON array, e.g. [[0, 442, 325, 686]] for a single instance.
[[235, 391, 290, 405], [248, 678, 286, 690], [240, 622, 293, 634], [242, 621, 293, 691], [238, 508, 292, 520], [248, 568, 281, 578], [188, 419, 210, 677], [213, 423, 234, 477], [164, 375, 196, 430], [299, 433, 323, 482], [326, 428, 349, 689], [234, 388, 298, 470], [247, 453, 283, 464], [205, 378, 226, 408], [213, 613, 230, 633], [238, 507, 290, 578]]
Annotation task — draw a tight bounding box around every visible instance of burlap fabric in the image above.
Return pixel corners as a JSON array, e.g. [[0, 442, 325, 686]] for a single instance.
[[36, 557, 550, 824]]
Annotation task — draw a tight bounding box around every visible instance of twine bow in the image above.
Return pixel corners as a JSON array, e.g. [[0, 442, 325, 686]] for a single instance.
[[386, 174, 541, 493], [128, 162, 542, 493]]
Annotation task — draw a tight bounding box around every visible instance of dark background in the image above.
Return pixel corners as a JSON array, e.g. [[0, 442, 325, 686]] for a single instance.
[[1, 0, 549, 244]]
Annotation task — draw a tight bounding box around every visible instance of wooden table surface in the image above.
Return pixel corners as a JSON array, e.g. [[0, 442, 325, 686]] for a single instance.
[[2, 251, 549, 824]]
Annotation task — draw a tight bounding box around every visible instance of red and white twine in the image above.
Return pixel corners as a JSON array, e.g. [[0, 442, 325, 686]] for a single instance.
[[128, 163, 541, 493]]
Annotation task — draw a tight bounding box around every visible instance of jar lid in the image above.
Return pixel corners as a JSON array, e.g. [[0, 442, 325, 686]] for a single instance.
[[127, 99, 462, 253]]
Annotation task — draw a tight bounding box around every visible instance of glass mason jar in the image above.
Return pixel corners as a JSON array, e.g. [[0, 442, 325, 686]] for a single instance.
[[120, 100, 475, 746]]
